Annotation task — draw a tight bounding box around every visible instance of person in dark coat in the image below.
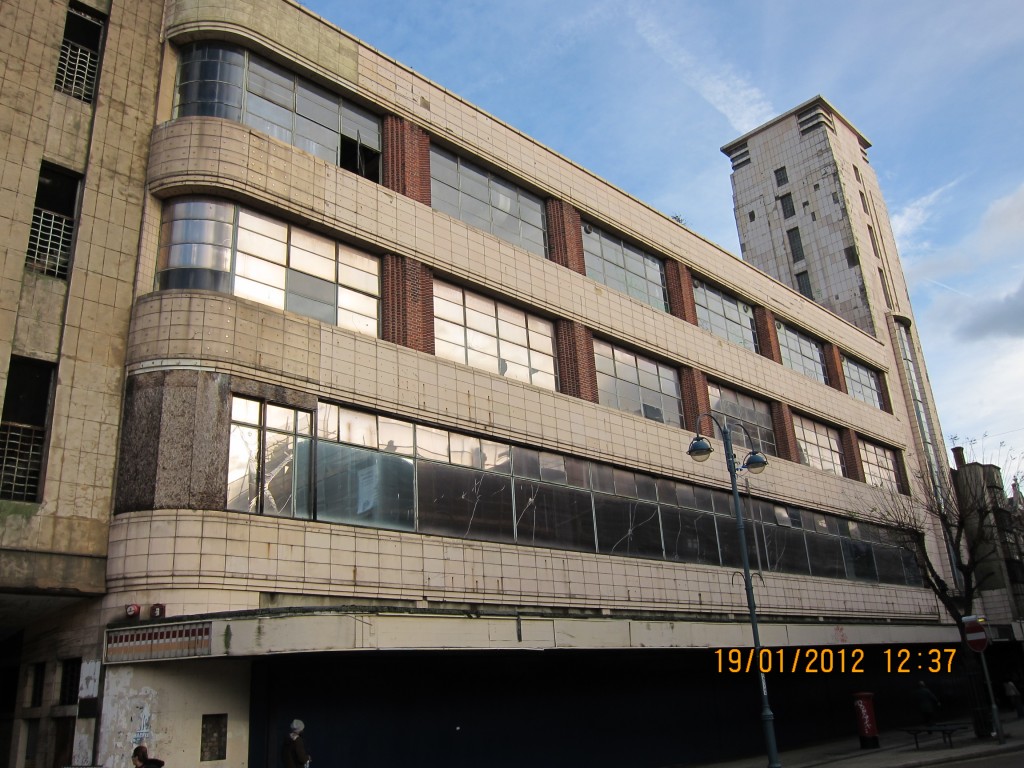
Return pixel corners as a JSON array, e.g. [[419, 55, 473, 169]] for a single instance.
[[131, 745, 165, 768], [916, 680, 941, 726], [282, 718, 311, 768]]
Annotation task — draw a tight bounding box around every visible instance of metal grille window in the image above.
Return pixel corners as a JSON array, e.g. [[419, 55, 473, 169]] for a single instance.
[[581, 224, 668, 311], [227, 397, 313, 518], [780, 193, 796, 219], [795, 271, 813, 299], [787, 227, 805, 262], [594, 340, 682, 427], [54, 4, 104, 103], [792, 414, 846, 476], [774, 167, 788, 186], [708, 382, 776, 457], [26, 165, 80, 279], [429, 146, 547, 257], [433, 280, 557, 390], [776, 321, 828, 384], [176, 43, 381, 181], [860, 440, 900, 491], [0, 358, 54, 502], [842, 356, 883, 409], [158, 198, 380, 335], [58, 658, 81, 706], [693, 280, 759, 354]]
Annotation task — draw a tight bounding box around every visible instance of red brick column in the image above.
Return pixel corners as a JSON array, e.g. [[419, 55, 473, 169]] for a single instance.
[[770, 402, 800, 463], [666, 261, 698, 325], [823, 342, 846, 393], [545, 199, 586, 275], [381, 253, 435, 354], [555, 319, 598, 402], [841, 427, 864, 481], [680, 366, 711, 433], [754, 306, 782, 363], [382, 115, 431, 205]]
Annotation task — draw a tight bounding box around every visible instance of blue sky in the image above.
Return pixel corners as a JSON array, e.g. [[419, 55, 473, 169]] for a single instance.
[[305, 0, 1024, 475]]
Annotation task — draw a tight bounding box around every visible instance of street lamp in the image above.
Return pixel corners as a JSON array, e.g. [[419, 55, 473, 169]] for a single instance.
[[687, 413, 781, 768]]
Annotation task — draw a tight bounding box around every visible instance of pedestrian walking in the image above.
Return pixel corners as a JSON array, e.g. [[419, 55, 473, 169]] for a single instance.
[[916, 680, 941, 726], [1005, 680, 1024, 718], [282, 718, 311, 768]]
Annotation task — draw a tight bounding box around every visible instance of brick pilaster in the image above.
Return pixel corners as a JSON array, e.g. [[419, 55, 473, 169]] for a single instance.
[[545, 199, 586, 275], [679, 366, 710, 433], [382, 115, 431, 205], [770, 401, 800, 463], [841, 427, 865, 482], [754, 306, 782, 363], [381, 253, 435, 354], [665, 261, 698, 325], [554, 319, 598, 402], [823, 342, 846, 393]]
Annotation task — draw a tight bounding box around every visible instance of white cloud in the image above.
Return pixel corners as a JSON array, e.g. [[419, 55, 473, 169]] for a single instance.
[[627, 6, 774, 134], [890, 181, 957, 253]]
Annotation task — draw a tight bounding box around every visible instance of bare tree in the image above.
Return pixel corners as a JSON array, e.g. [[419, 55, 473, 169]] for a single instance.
[[871, 462, 1011, 640]]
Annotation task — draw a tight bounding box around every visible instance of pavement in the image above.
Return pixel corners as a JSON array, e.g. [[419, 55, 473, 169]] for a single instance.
[[694, 721, 1024, 768]]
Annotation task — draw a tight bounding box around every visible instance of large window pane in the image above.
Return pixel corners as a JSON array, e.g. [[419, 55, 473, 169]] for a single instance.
[[593, 497, 663, 558], [761, 525, 810, 574], [776, 322, 828, 384], [793, 414, 846, 476], [708, 382, 776, 457], [806, 533, 846, 579], [594, 339, 681, 427], [842, 356, 883, 409], [693, 280, 759, 354], [418, 462, 515, 543], [661, 506, 720, 565], [514, 479, 595, 552], [316, 442, 414, 530], [582, 224, 668, 311]]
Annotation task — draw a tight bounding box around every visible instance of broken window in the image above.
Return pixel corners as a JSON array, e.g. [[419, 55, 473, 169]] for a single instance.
[[0, 357, 55, 502], [27, 165, 81, 279], [55, 3, 105, 103]]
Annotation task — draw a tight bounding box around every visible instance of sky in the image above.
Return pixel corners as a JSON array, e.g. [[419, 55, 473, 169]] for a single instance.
[[304, 0, 1024, 476]]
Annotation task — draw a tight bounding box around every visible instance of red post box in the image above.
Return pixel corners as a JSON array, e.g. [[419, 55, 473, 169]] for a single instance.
[[853, 691, 880, 749]]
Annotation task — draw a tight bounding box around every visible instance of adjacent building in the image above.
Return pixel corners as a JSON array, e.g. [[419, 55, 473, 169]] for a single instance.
[[0, 3, 973, 767]]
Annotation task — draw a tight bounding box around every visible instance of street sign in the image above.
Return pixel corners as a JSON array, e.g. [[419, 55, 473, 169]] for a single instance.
[[964, 618, 989, 653]]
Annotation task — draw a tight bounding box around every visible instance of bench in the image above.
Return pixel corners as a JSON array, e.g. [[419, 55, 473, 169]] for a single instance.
[[902, 723, 968, 749]]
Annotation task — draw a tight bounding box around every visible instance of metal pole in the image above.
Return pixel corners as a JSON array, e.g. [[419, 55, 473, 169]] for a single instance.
[[723, 425, 782, 768], [978, 650, 1005, 744]]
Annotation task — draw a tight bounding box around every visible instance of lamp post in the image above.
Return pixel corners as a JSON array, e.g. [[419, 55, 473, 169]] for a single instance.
[[687, 413, 781, 768]]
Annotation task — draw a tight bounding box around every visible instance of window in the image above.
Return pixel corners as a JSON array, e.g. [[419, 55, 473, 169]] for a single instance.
[[227, 397, 313, 518], [795, 271, 813, 299], [201, 714, 229, 761], [793, 414, 846, 476], [693, 280, 759, 354], [774, 167, 788, 186], [176, 43, 381, 181], [27, 165, 80, 279], [867, 225, 881, 258], [55, 3, 105, 103], [158, 198, 380, 335], [842, 356, 883, 409], [853, 165, 861, 182], [878, 268, 893, 310], [844, 246, 858, 268], [775, 322, 828, 384], [594, 340, 681, 426], [433, 281, 557, 390], [860, 440, 900, 491], [786, 227, 805, 262], [708, 382, 776, 457], [429, 146, 547, 256], [220, 401, 917, 584], [780, 193, 795, 219], [29, 663, 45, 707], [0, 358, 54, 502], [58, 658, 81, 705], [859, 191, 869, 214], [748, 211, 755, 223], [895, 322, 942, 489], [581, 224, 668, 311]]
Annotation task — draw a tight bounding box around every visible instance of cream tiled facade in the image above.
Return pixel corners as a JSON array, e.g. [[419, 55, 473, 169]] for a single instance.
[[0, 2, 966, 768]]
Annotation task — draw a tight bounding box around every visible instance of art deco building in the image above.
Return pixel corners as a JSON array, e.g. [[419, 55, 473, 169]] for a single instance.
[[0, 3, 963, 767]]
